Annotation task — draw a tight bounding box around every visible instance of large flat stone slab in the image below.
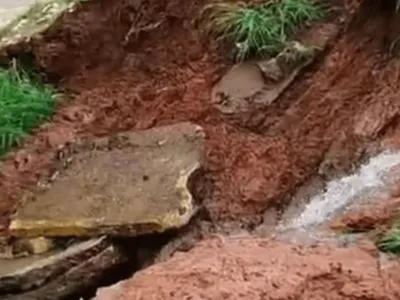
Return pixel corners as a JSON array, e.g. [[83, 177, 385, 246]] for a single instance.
[[9, 122, 205, 237]]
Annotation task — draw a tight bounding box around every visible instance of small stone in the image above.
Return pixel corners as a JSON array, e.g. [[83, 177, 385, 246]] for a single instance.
[[16, 237, 54, 255]]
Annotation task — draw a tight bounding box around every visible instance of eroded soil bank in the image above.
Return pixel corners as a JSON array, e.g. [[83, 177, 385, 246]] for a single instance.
[[2, 0, 400, 298]]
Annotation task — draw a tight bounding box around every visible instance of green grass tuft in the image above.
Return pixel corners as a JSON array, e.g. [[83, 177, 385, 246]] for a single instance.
[[202, 0, 325, 61], [0, 66, 57, 156], [378, 222, 400, 254]]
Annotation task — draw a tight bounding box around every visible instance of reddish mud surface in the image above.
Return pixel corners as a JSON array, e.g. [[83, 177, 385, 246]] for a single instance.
[[94, 236, 400, 300], [1, 0, 400, 233], [1, 0, 400, 299], [2, 0, 400, 233], [332, 197, 400, 232]]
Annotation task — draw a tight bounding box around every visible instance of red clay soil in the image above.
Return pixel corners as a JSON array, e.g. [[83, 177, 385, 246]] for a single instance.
[[1, 0, 400, 232], [331, 197, 400, 232], [93, 236, 400, 300]]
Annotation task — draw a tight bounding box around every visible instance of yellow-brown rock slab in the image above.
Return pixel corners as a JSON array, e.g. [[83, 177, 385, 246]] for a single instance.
[[9, 122, 205, 237]]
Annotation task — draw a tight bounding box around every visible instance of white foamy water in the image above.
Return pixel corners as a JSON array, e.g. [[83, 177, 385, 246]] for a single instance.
[[281, 151, 400, 231]]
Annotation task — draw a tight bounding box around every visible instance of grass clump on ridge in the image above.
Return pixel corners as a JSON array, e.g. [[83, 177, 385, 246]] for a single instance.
[[202, 0, 325, 61], [0, 66, 57, 156], [378, 222, 400, 254]]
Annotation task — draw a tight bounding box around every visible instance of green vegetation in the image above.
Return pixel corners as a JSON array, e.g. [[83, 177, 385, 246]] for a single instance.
[[0, 66, 57, 156], [202, 0, 325, 61], [378, 222, 400, 254]]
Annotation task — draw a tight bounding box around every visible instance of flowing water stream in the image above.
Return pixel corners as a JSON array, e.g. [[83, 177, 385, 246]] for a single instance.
[[273, 151, 400, 242]]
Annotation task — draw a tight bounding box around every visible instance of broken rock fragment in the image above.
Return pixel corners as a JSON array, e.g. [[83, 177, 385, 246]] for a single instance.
[[10, 122, 205, 237], [0, 237, 121, 293], [1, 237, 129, 300]]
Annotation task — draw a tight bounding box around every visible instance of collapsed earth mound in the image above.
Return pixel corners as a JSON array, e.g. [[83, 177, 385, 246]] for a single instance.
[[94, 237, 400, 300]]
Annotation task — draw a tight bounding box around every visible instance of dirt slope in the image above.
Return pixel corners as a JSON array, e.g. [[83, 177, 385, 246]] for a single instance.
[[1, 0, 400, 299], [1, 0, 400, 232]]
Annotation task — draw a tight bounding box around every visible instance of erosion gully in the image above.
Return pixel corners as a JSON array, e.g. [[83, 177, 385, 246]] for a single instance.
[[2, 0, 400, 298]]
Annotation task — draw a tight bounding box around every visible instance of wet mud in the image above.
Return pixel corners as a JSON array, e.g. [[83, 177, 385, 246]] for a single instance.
[[2, 0, 400, 298], [1, 0, 400, 228], [94, 236, 400, 300]]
